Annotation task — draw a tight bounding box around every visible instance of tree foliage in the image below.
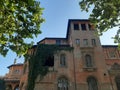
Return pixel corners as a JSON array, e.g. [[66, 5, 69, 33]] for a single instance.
[[79, 0, 120, 43], [0, 0, 44, 56], [0, 79, 5, 90]]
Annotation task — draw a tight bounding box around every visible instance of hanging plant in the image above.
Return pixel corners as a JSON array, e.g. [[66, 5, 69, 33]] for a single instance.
[[27, 44, 73, 90]]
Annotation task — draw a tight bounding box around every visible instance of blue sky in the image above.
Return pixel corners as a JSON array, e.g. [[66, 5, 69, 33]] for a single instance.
[[0, 0, 117, 76]]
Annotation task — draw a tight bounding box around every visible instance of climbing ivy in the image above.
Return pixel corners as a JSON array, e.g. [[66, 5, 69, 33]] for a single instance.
[[27, 44, 73, 90]]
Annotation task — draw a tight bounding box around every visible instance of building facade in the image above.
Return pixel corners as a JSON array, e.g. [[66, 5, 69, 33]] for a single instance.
[[4, 19, 120, 90], [4, 63, 23, 90]]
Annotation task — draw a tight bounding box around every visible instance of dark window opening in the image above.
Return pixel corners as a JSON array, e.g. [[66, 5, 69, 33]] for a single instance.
[[88, 24, 92, 30], [81, 24, 86, 30], [74, 24, 79, 30], [44, 56, 54, 67]]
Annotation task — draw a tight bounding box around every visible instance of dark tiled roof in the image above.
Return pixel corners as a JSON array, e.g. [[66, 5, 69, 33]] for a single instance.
[[102, 45, 118, 48], [7, 63, 23, 68], [37, 37, 66, 44]]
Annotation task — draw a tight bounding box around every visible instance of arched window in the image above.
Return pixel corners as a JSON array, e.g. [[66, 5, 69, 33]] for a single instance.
[[60, 54, 66, 66], [58, 77, 69, 90], [87, 77, 98, 90], [85, 54, 93, 67], [115, 76, 120, 90]]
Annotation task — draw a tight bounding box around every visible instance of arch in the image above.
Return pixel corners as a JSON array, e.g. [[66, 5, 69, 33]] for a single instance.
[[115, 76, 120, 90], [14, 84, 19, 90], [60, 54, 66, 66], [85, 54, 93, 67], [87, 76, 98, 90], [57, 76, 69, 90], [6, 84, 12, 90]]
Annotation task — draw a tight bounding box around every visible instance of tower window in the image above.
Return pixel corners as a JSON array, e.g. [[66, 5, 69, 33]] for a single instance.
[[74, 23, 79, 30], [81, 24, 86, 30], [88, 24, 92, 30]]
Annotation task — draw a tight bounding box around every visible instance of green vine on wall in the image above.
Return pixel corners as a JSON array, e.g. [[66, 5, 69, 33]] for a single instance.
[[27, 44, 73, 90]]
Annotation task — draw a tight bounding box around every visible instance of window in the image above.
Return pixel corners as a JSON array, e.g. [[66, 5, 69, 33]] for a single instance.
[[92, 39, 96, 46], [56, 40, 61, 45], [81, 24, 86, 30], [85, 55, 93, 67], [88, 24, 94, 31], [75, 39, 80, 45], [83, 39, 88, 46], [87, 77, 98, 90], [60, 54, 66, 66], [109, 51, 116, 58], [115, 76, 120, 90], [74, 23, 79, 30], [44, 56, 54, 67], [14, 70, 20, 74], [58, 77, 68, 90]]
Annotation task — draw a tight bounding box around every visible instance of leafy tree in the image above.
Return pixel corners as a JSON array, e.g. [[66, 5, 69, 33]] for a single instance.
[[0, 79, 5, 90], [0, 0, 44, 56], [79, 0, 120, 43]]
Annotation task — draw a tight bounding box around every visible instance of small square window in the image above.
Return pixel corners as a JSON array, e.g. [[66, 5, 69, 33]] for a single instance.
[[81, 24, 86, 30], [74, 24, 79, 30]]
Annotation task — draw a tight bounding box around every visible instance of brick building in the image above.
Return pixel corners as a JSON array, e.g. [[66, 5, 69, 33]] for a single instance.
[[4, 62, 23, 90], [4, 19, 120, 90]]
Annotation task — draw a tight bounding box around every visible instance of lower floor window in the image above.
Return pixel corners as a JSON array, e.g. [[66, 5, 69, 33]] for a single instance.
[[87, 77, 98, 90], [58, 77, 68, 90]]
